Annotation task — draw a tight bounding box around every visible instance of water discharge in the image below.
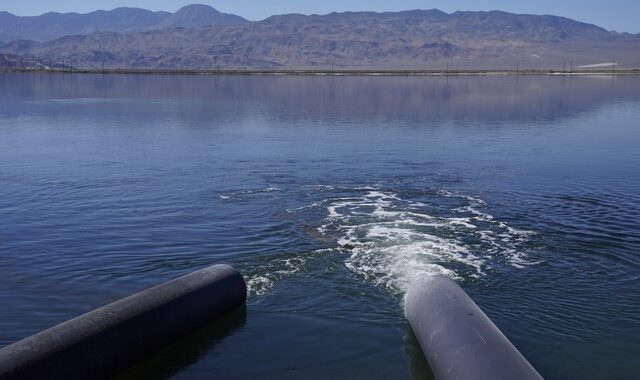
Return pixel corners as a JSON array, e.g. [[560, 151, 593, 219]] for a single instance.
[[317, 188, 537, 293], [245, 186, 537, 296]]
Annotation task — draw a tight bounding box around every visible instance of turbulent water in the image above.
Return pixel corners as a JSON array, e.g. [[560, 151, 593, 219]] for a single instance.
[[254, 187, 534, 296], [0, 73, 639, 379]]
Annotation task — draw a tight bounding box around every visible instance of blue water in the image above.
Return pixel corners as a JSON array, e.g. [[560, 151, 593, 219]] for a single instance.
[[1, 73, 639, 379]]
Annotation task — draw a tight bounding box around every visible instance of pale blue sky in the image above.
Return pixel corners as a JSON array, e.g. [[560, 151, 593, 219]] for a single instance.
[[1, 0, 639, 33]]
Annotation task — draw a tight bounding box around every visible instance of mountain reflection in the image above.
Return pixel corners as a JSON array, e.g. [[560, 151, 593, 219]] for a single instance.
[[1, 73, 639, 124]]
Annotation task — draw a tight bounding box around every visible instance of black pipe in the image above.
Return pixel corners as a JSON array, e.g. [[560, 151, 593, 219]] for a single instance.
[[0, 264, 246, 379], [405, 275, 542, 380]]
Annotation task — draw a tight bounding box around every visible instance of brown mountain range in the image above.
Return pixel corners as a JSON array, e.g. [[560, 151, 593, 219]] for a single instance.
[[1, 6, 639, 70]]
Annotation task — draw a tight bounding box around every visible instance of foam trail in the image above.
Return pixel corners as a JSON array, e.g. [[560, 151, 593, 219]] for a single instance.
[[317, 189, 536, 293], [245, 256, 308, 297]]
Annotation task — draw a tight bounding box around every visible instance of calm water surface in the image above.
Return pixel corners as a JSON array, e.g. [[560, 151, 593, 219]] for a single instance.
[[0, 73, 639, 379]]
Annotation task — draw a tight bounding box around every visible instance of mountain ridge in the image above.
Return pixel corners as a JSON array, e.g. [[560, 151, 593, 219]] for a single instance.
[[1, 7, 639, 70], [0, 4, 248, 42], [151, 4, 247, 30]]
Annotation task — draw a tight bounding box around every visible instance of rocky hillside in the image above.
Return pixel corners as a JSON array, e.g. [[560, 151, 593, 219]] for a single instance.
[[150, 4, 247, 30], [0, 53, 66, 69], [0, 5, 247, 42], [1, 8, 639, 69]]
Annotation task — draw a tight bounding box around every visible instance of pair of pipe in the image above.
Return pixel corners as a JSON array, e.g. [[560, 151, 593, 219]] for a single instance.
[[0, 265, 541, 379]]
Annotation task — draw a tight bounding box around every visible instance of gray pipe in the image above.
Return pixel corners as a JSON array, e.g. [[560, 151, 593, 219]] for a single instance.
[[405, 275, 543, 380], [0, 264, 246, 380]]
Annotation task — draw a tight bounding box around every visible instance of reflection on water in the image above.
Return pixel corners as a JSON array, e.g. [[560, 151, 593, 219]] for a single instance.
[[0, 73, 639, 379], [115, 306, 247, 380], [1, 73, 637, 123], [404, 327, 435, 380]]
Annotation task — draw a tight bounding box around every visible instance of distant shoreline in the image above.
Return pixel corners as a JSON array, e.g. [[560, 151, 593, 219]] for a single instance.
[[1, 68, 639, 76]]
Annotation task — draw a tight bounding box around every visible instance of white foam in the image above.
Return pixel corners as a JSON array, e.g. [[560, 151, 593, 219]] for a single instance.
[[304, 185, 336, 190], [317, 188, 537, 293], [245, 255, 308, 297], [237, 186, 283, 196], [246, 276, 273, 296], [286, 203, 320, 212]]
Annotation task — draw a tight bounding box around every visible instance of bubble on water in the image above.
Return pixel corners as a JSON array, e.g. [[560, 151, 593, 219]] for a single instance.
[[245, 256, 308, 297], [317, 189, 537, 293]]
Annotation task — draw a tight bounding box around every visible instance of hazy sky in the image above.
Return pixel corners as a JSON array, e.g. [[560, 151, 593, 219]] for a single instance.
[[1, 0, 639, 33]]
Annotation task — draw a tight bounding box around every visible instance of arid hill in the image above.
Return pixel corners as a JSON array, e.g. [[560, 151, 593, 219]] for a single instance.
[[1, 7, 639, 69]]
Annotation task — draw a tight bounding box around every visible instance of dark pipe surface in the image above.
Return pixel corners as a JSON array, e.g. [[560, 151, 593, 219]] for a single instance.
[[0, 264, 246, 380], [405, 275, 543, 380]]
